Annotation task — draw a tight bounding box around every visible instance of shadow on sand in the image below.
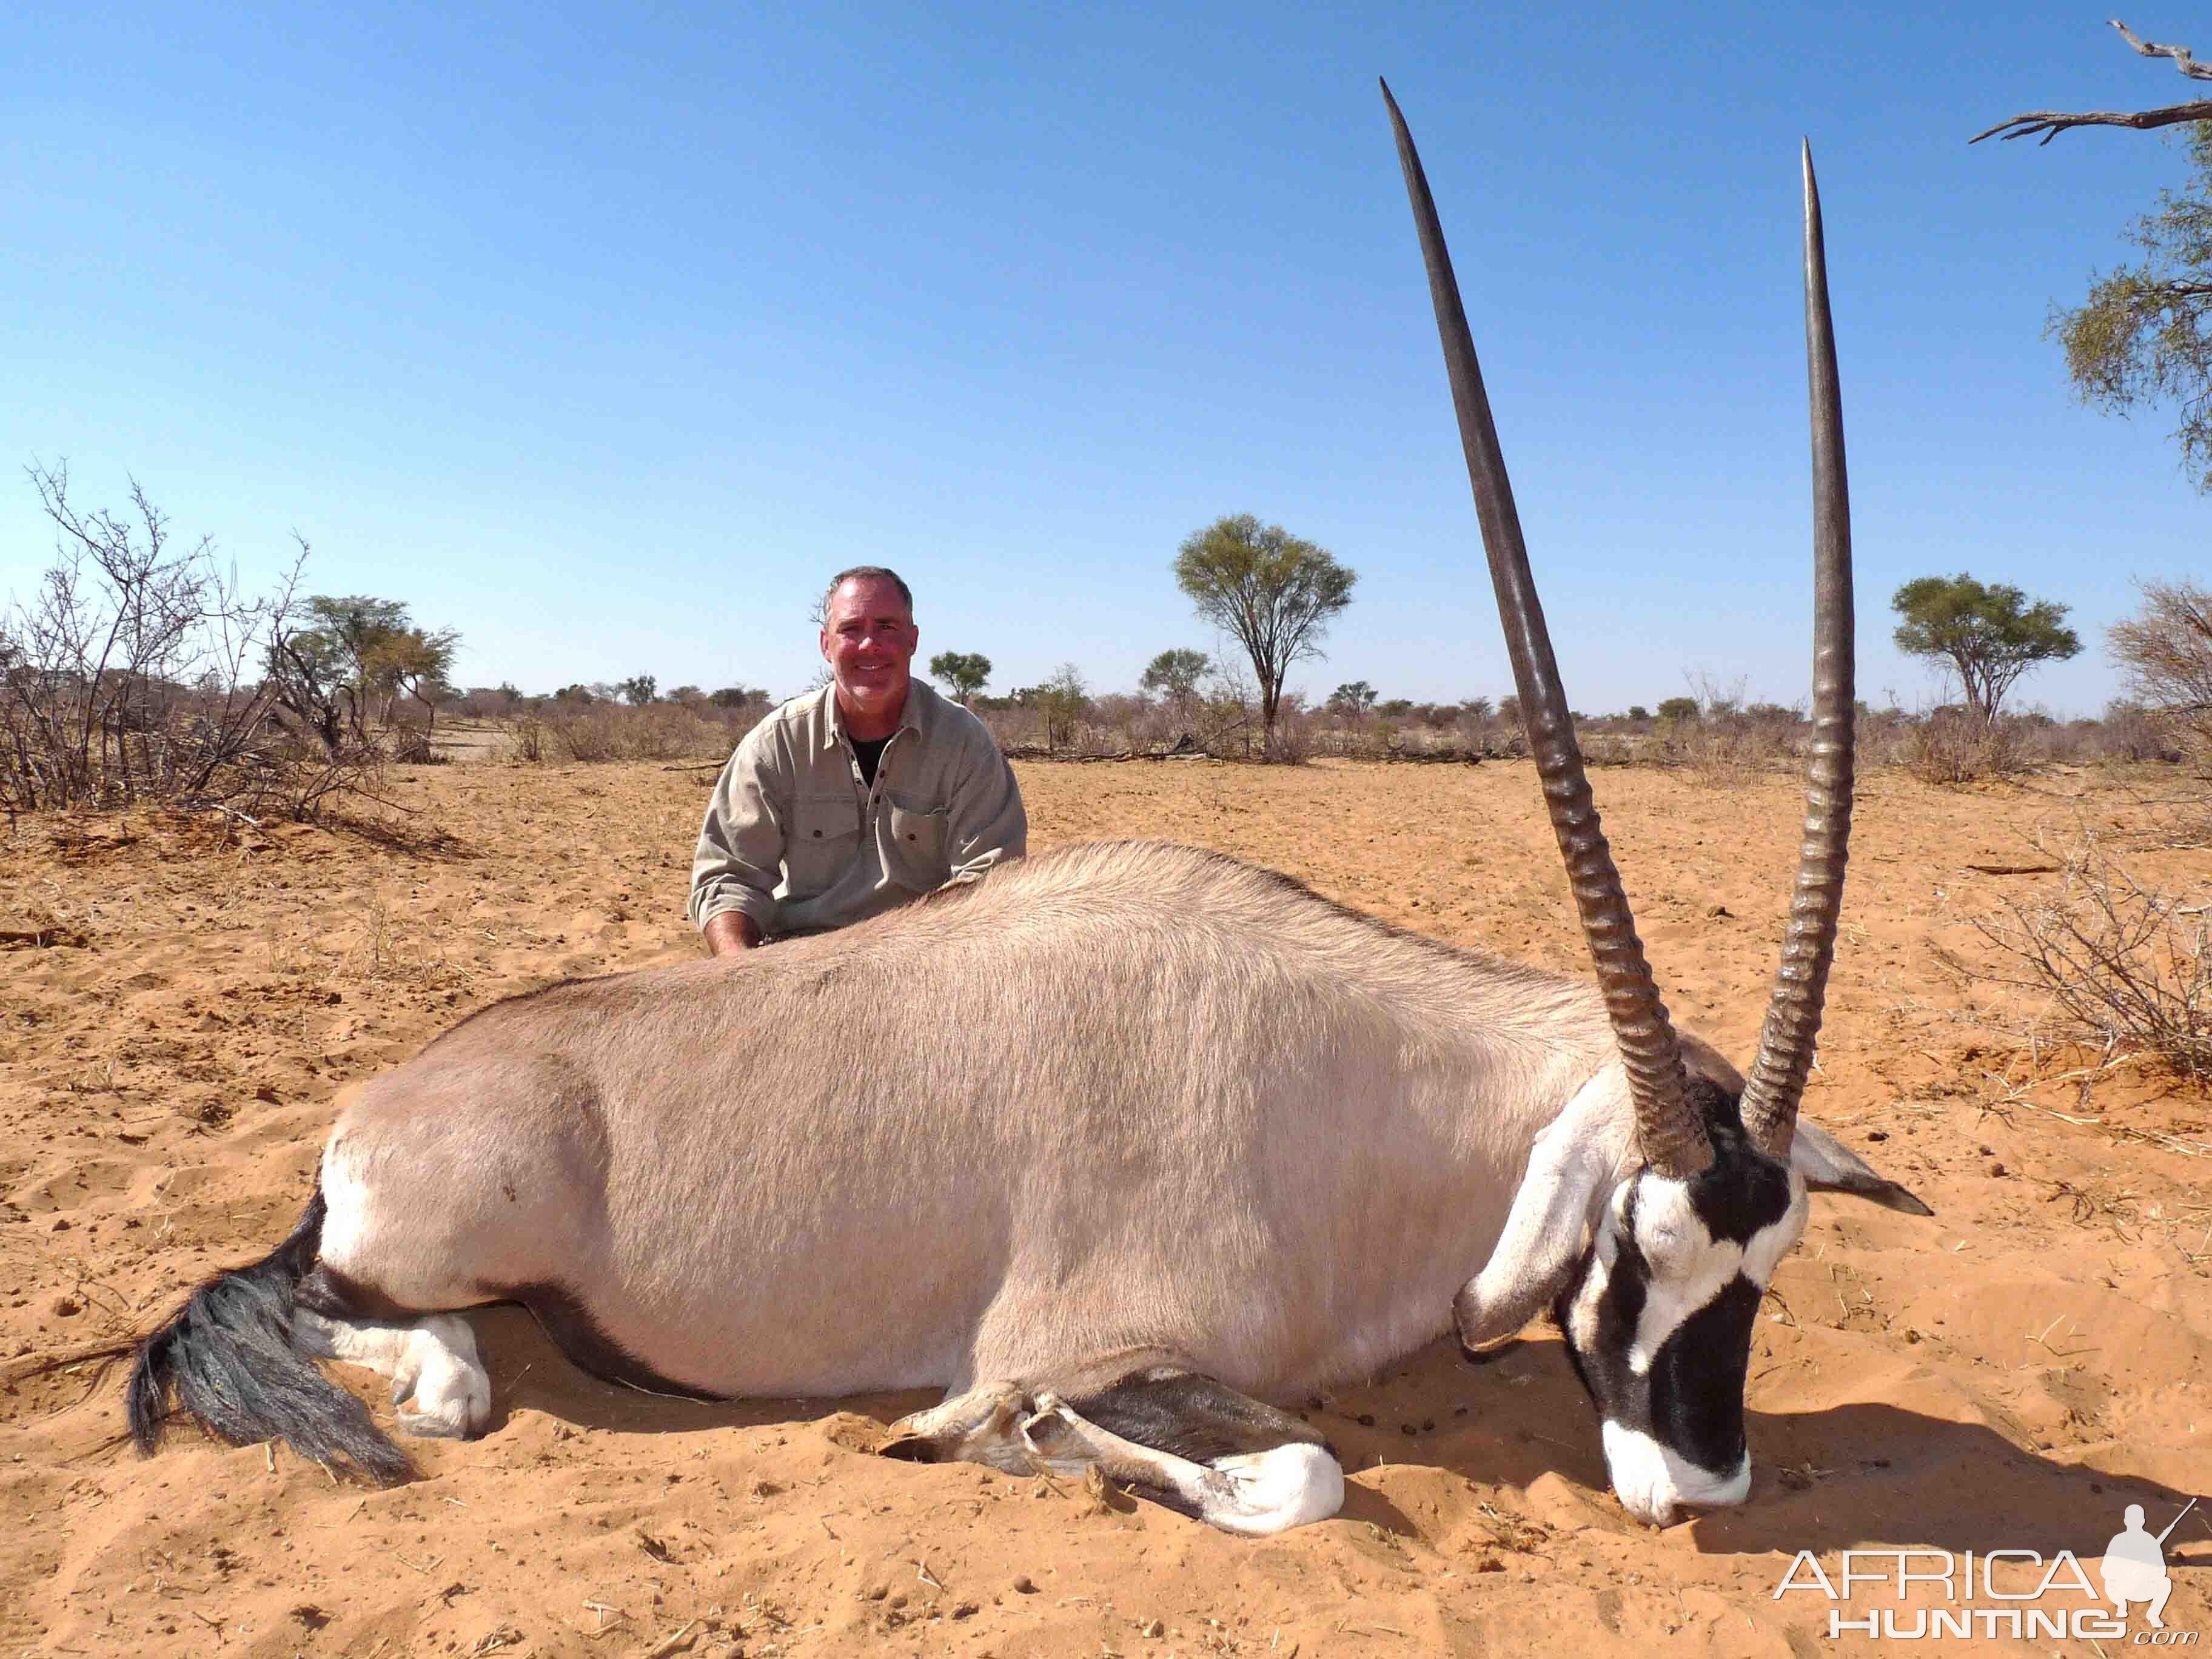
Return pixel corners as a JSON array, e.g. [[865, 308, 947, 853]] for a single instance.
[[466, 1311, 2204, 1563]]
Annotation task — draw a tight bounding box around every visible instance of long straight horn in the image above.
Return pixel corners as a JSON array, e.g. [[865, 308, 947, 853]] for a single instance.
[[1738, 143, 1856, 1159], [1381, 80, 1709, 1181]]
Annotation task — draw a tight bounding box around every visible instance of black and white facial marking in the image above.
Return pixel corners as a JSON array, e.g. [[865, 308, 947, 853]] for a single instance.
[[1555, 1095, 1806, 1527]]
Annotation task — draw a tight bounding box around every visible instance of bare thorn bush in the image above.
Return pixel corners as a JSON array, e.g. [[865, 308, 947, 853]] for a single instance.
[[1, 463, 327, 818], [505, 702, 735, 765], [2109, 577, 2212, 761], [503, 716, 548, 762], [1648, 677, 1804, 786], [1938, 828, 2212, 1083]]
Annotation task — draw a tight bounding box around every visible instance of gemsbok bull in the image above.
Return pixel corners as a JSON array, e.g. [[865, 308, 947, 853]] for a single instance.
[[127, 87, 1928, 1533]]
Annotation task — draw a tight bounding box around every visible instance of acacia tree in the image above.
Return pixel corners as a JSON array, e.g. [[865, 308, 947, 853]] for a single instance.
[[1016, 663, 1088, 754], [927, 650, 992, 701], [1328, 680, 1378, 715], [1139, 648, 1210, 714], [1977, 22, 2212, 488], [1891, 573, 2080, 722], [269, 595, 458, 754], [2109, 576, 2212, 750], [1173, 514, 1355, 757]]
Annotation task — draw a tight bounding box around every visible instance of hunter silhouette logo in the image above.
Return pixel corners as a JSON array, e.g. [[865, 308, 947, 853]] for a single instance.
[[1772, 1492, 2202, 1641], [2104, 1498, 2196, 1631]]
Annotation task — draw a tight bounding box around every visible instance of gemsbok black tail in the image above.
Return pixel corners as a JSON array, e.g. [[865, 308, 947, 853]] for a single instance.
[[126, 1189, 415, 1483]]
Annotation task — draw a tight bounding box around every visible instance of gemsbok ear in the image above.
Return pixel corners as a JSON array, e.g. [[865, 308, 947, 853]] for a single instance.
[[1787, 1119, 1933, 1216], [1452, 1111, 1616, 1352]]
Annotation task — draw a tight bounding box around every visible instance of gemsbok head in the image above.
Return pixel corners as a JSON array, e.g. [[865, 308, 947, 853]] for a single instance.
[[1384, 81, 1902, 1521]]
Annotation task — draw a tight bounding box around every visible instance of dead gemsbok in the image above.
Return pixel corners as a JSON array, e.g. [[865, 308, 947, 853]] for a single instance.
[[127, 88, 1927, 1533]]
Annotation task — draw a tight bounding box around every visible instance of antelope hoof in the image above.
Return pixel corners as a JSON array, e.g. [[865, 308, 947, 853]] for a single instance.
[[394, 1350, 491, 1439]]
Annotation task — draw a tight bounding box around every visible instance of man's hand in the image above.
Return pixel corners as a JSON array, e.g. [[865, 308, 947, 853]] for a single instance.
[[702, 911, 763, 956]]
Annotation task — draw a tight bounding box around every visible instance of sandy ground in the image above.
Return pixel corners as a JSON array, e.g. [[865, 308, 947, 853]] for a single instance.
[[2, 748, 2208, 1657]]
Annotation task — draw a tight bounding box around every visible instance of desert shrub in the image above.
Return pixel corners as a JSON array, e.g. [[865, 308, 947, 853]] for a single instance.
[[1199, 670, 1258, 760], [454, 684, 521, 719], [1905, 707, 2028, 785], [1084, 692, 1172, 754], [1457, 700, 1512, 758], [504, 716, 549, 762], [1940, 828, 2212, 1082], [625, 705, 729, 760], [1645, 676, 1800, 786], [2096, 700, 2187, 763], [2110, 577, 2212, 760], [975, 705, 1031, 754], [1854, 705, 1915, 768], [1578, 729, 1642, 766], [1266, 693, 1316, 763], [548, 707, 622, 762], [515, 701, 731, 765], [389, 723, 443, 765], [0, 466, 403, 821], [1651, 706, 1780, 786]]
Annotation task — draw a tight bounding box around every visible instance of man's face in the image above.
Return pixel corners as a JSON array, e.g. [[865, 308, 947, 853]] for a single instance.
[[820, 577, 919, 729]]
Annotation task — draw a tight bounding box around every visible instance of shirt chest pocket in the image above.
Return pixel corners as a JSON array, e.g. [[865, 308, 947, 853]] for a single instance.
[[786, 791, 861, 895], [885, 797, 950, 887]]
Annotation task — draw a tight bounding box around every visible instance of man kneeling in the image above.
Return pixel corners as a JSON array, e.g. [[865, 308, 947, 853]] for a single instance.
[[689, 566, 1026, 950]]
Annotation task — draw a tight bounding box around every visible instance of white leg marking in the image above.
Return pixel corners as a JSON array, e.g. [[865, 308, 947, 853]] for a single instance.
[[1204, 1443, 1345, 1536], [1019, 1396, 1343, 1537], [294, 1308, 492, 1439]]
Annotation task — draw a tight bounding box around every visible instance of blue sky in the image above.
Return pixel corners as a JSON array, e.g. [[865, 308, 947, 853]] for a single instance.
[[3, 2, 2202, 716]]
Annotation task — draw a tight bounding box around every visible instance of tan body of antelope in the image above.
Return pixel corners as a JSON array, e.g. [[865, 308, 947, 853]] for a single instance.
[[127, 87, 1926, 1533]]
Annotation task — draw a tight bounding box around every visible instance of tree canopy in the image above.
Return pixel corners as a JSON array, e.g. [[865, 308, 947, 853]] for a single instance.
[[1891, 573, 2080, 722], [927, 650, 993, 700], [2048, 122, 2212, 491], [1014, 663, 1087, 752], [1977, 24, 2212, 489], [1139, 648, 1210, 709], [1328, 680, 1377, 714], [1173, 514, 1355, 756]]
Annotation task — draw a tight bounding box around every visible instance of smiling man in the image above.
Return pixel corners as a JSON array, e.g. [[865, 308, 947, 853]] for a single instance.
[[689, 566, 1027, 952]]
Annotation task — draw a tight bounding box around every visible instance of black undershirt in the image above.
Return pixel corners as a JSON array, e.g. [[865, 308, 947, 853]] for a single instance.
[[851, 736, 889, 787]]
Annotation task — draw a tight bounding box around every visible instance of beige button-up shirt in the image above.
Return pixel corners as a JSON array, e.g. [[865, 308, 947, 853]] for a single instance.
[[688, 680, 1026, 939]]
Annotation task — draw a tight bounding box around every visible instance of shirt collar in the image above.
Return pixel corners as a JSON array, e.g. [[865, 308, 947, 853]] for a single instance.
[[820, 678, 929, 749]]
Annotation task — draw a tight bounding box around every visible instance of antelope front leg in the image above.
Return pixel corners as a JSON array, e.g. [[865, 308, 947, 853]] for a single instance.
[[880, 1357, 1343, 1535]]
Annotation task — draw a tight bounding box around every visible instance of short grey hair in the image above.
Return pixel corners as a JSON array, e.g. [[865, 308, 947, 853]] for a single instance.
[[821, 566, 914, 624]]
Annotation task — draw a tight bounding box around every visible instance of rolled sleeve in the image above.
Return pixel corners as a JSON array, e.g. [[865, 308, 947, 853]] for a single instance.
[[688, 728, 788, 933]]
